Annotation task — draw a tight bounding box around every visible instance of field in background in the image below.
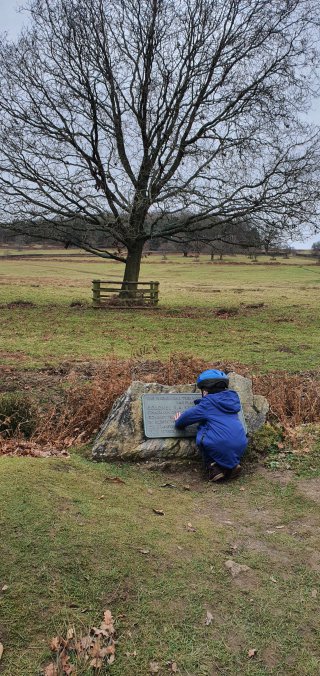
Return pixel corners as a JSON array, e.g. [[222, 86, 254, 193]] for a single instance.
[[0, 250, 319, 371]]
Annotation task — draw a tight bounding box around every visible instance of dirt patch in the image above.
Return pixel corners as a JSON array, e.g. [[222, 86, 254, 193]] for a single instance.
[[295, 478, 320, 505], [307, 550, 320, 572], [215, 307, 239, 318], [199, 500, 283, 533], [286, 517, 320, 539], [0, 365, 65, 406], [243, 538, 292, 566], [258, 468, 294, 486], [0, 300, 36, 309], [0, 351, 29, 363], [232, 570, 260, 592], [261, 645, 281, 670]]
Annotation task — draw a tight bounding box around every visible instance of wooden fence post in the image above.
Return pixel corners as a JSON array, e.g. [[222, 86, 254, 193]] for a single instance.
[[150, 281, 155, 305], [92, 279, 101, 307], [154, 281, 159, 305]]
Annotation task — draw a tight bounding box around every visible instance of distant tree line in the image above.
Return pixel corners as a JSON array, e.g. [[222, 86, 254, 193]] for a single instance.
[[0, 218, 294, 258]]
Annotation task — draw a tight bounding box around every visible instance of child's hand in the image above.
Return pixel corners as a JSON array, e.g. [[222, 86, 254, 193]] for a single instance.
[[174, 412, 181, 421]]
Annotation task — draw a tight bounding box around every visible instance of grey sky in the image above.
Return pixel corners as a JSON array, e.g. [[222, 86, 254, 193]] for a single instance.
[[1, 0, 319, 248]]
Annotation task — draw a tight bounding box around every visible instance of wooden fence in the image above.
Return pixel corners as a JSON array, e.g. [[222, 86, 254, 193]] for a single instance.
[[92, 279, 160, 308]]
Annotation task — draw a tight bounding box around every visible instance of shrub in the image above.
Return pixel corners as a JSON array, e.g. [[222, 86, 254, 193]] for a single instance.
[[0, 392, 37, 438], [253, 372, 320, 426]]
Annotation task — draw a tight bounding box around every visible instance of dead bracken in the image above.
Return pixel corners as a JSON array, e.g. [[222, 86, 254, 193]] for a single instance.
[[0, 355, 319, 457]]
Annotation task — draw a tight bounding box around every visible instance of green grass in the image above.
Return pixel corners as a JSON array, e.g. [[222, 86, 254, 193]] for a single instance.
[[1, 253, 320, 371], [1, 251, 320, 674], [0, 453, 319, 675]]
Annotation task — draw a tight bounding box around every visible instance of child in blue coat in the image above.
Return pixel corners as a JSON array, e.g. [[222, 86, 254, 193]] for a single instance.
[[174, 369, 248, 481]]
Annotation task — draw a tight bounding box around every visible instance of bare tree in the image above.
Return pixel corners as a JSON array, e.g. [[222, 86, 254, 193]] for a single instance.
[[0, 0, 320, 288]]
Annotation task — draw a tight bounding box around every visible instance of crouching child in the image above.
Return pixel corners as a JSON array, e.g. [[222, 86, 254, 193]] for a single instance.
[[174, 370, 248, 481]]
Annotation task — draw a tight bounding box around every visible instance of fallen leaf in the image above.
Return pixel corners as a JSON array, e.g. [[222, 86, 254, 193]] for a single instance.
[[80, 635, 92, 650], [93, 627, 109, 638], [205, 611, 213, 625], [147, 489, 153, 494], [248, 648, 257, 658], [90, 657, 103, 669], [1, 585, 8, 591], [186, 522, 196, 532], [50, 636, 60, 652], [167, 660, 178, 672], [66, 627, 74, 640], [225, 560, 251, 578], [103, 609, 115, 632], [0, 643, 3, 660], [90, 639, 102, 657], [44, 664, 57, 676], [104, 476, 126, 484], [138, 548, 150, 554], [311, 589, 318, 598], [60, 651, 74, 674], [149, 660, 160, 673], [152, 508, 165, 516], [277, 442, 284, 449]]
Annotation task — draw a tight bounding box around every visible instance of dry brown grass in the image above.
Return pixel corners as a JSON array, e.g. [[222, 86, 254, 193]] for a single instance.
[[0, 356, 319, 455], [254, 372, 320, 427]]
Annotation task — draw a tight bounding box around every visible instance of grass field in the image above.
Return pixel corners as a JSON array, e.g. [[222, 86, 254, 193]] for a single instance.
[[1, 454, 320, 676], [1, 252, 320, 371], [0, 251, 320, 675]]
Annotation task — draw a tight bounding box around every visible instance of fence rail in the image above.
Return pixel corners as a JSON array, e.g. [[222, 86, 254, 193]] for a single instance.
[[92, 279, 160, 308]]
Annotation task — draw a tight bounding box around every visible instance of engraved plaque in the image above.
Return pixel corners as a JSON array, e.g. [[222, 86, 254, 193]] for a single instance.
[[142, 393, 198, 438], [142, 393, 248, 439]]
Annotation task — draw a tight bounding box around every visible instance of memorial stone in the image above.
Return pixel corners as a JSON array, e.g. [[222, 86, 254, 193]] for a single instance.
[[92, 374, 268, 466]]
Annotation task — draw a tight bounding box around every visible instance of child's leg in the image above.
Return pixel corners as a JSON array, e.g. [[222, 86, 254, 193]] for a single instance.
[[207, 462, 226, 481], [198, 441, 226, 481], [224, 464, 242, 480], [198, 442, 242, 482]]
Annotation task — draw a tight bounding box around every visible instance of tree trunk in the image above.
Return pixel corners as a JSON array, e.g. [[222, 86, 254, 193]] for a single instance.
[[121, 240, 145, 296]]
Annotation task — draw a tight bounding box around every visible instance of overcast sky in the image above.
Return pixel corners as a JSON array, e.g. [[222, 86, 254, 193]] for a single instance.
[[1, 0, 319, 248]]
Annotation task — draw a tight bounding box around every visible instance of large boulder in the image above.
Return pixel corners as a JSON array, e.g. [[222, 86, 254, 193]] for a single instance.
[[92, 374, 269, 465]]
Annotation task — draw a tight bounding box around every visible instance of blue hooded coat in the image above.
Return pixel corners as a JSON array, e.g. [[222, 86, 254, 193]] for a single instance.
[[174, 390, 248, 469]]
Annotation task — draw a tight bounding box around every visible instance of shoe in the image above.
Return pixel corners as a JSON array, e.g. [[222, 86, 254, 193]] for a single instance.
[[225, 464, 242, 480], [208, 462, 226, 482]]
